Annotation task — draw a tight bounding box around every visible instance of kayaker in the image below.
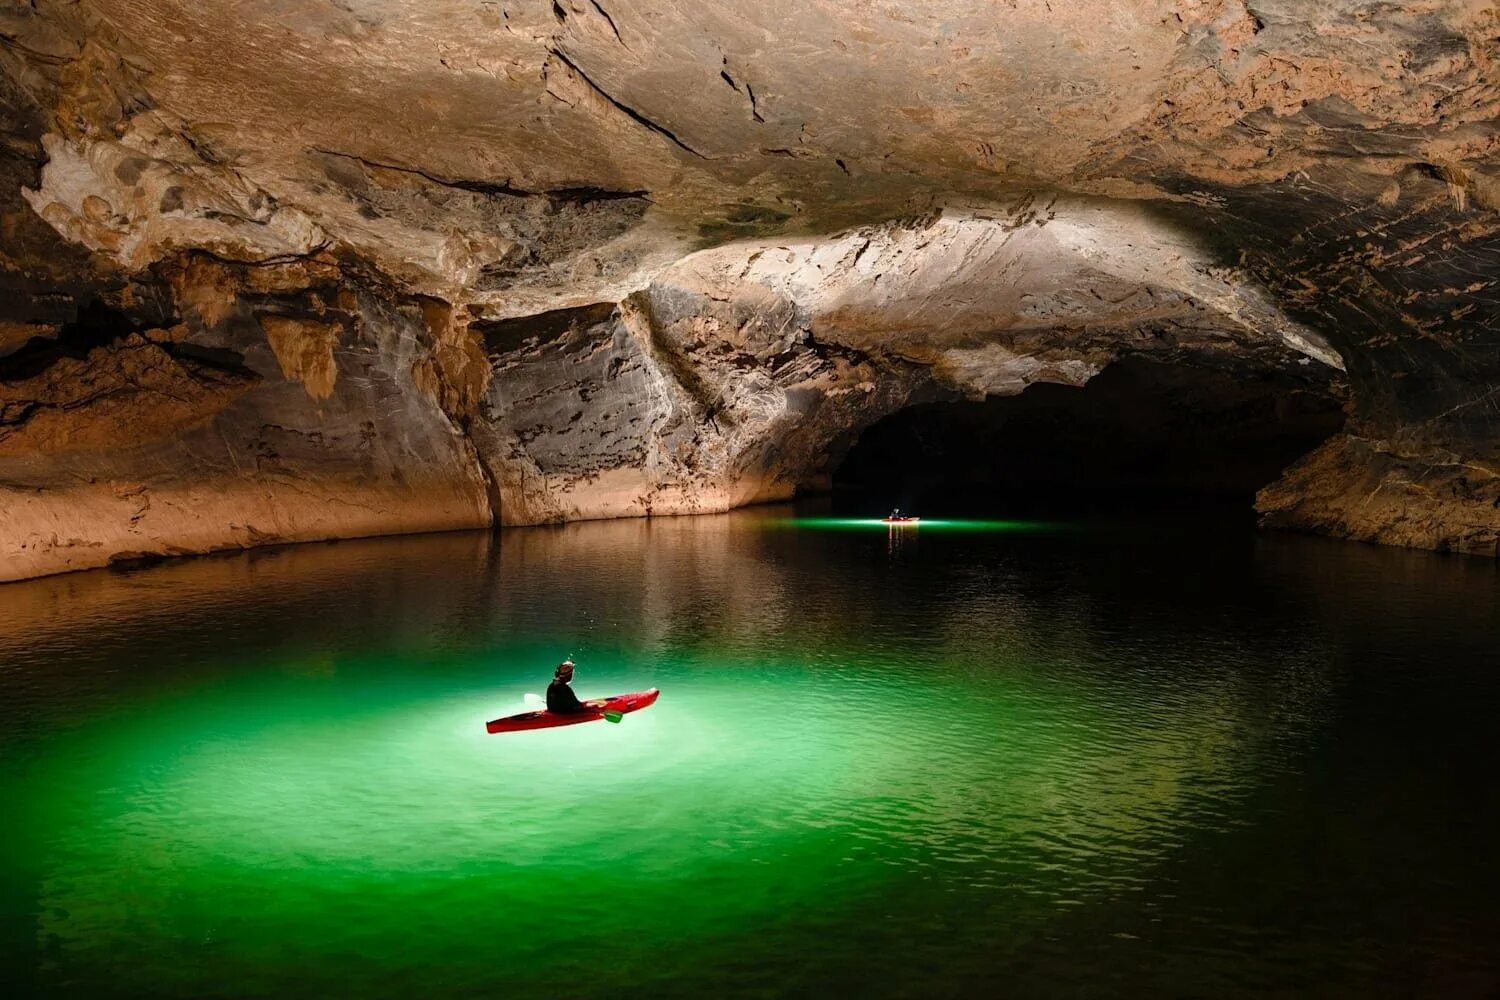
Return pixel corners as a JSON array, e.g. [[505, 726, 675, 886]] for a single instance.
[[547, 660, 594, 714]]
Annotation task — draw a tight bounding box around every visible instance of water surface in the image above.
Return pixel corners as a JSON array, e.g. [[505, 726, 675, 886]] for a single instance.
[[2, 509, 1497, 997]]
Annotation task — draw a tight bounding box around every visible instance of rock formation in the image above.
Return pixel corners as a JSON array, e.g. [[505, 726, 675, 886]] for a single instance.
[[0, 1, 1496, 580]]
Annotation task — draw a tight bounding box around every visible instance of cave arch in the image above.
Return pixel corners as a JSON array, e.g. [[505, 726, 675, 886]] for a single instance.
[[826, 356, 1347, 519]]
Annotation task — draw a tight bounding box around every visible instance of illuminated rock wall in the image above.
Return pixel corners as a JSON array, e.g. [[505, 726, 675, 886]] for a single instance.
[[1, 1, 1496, 578]]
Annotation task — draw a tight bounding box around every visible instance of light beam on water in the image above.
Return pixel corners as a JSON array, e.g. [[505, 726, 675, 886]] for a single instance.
[[3, 508, 1498, 997]]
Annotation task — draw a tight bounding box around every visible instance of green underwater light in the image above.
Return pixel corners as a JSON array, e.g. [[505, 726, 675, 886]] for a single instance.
[[3, 511, 1488, 998], [4, 641, 1279, 999], [773, 517, 1054, 532]]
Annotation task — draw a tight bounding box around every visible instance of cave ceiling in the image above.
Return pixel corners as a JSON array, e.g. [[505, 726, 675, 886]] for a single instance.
[[0, 1, 1497, 576]]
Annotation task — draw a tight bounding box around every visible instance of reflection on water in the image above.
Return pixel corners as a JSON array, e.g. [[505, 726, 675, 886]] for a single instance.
[[1, 508, 1498, 998]]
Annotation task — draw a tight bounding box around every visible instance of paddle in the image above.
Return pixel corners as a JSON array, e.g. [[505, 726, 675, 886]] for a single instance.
[[524, 692, 624, 724]]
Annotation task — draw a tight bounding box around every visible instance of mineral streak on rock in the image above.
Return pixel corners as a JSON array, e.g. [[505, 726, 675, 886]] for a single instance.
[[0, 0, 1497, 579]]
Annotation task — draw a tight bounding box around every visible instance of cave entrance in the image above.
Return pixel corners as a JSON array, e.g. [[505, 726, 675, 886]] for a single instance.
[[829, 356, 1346, 520]]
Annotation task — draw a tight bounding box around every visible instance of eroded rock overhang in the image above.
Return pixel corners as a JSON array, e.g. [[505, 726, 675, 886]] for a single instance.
[[1, 0, 1497, 579], [0, 195, 1346, 580]]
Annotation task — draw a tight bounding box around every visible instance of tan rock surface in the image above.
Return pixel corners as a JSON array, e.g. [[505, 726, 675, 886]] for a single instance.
[[0, 1, 1496, 578]]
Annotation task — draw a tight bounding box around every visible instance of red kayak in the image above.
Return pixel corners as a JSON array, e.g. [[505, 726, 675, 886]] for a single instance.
[[485, 688, 660, 734]]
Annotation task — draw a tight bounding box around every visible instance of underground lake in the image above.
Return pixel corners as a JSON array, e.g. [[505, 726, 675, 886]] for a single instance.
[[2, 508, 1497, 998]]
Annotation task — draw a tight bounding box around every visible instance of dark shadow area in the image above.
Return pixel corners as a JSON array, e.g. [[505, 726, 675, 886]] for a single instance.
[[831, 356, 1346, 520], [0, 298, 255, 384], [0, 300, 141, 380]]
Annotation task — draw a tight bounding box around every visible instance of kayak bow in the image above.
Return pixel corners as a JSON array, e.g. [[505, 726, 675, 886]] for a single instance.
[[485, 688, 660, 734]]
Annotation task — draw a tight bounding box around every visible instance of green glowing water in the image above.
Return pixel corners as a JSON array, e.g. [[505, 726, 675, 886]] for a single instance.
[[2, 509, 1498, 997], [773, 516, 1051, 532]]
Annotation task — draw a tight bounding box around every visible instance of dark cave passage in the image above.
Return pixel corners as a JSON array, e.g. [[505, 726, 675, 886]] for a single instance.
[[830, 357, 1347, 519]]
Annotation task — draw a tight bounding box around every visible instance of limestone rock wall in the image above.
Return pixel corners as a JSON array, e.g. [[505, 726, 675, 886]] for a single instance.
[[0, 0, 1496, 578], [470, 206, 1346, 527], [1258, 433, 1500, 555], [0, 256, 492, 581]]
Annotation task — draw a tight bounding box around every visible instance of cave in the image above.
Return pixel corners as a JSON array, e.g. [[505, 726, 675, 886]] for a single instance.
[[2, 1, 1497, 575], [4, 4, 1500, 998], [831, 357, 1348, 520]]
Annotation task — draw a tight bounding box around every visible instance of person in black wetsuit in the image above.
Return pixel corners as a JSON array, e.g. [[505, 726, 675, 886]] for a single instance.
[[547, 660, 598, 714]]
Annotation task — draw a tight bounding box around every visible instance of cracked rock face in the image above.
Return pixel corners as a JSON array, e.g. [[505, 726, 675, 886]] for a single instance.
[[0, 0, 1497, 579]]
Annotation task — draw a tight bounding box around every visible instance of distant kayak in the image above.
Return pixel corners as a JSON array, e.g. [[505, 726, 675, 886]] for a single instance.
[[485, 688, 660, 734], [882, 516, 920, 524]]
